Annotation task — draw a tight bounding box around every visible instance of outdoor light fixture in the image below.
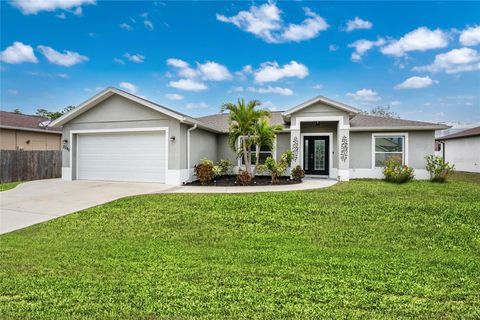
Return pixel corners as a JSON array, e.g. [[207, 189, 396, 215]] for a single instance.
[[170, 136, 176, 142], [26, 140, 30, 144]]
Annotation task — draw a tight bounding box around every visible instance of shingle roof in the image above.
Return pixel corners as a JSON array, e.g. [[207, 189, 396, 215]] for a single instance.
[[195, 112, 448, 133], [0, 111, 62, 133], [436, 126, 480, 141], [197, 111, 286, 133], [349, 114, 449, 130]]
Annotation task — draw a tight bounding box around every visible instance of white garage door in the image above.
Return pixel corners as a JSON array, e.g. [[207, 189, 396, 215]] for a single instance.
[[77, 131, 166, 183]]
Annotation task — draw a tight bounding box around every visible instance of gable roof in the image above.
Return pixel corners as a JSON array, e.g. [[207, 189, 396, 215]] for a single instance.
[[282, 96, 361, 117], [0, 111, 62, 134], [436, 126, 480, 141], [48, 87, 222, 133], [349, 114, 450, 131]]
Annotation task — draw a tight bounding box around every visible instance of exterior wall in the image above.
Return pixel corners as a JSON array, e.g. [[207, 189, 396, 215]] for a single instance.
[[350, 132, 371, 168], [408, 131, 435, 169], [276, 132, 291, 158], [190, 127, 218, 166], [291, 102, 350, 126], [0, 128, 61, 150], [61, 95, 184, 184], [217, 134, 237, 163], [444, 136, 480, 173]]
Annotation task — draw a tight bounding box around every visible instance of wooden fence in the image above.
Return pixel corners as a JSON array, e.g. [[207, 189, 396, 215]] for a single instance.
[[0, 150, 62, 183]]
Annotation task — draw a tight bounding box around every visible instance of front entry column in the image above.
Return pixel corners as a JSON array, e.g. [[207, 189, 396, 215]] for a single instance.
[[290, 129, 301, 168], [337, 128, 350, 181]]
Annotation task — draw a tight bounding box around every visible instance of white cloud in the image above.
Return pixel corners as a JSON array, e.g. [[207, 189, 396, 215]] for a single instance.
[[347, 88, 381, 101], [228, 86, 244, 93], [119, 23, 133, 31], [186, 102, 209, 109], [390, 100, 401, 106], [73, 6, 83, 16], [144, 20, 154, 31], [9, 0, 95, 15], [248, 86, 293, 96], [413, 47, 480, 74], [254, 61, 308, 83], [197, 61, 232, 81], [328, 44, 338, 51], [281, 8, 329, 42], [113, 58, 125, 65], [166, 58, 198, 78], [55, 12, 66, 19], [119, 82, 138, 93], [37, 45, 88, 66], [235, 65, 253, 80], [165, 93, 184, 100], [8, 89, 19, 95], [57, 73, 69, 79], [124, 53, 145, 63], [0, 42, 38, 64], [348, 38, 385, 61], [344, 17, 372, 32], [216, 3, 328, 43], [312, 84, 323, 89], [169, 79, 208, 91], [460, 25, 480, 46], [381, 27, 449, 57], [395, 76, 438, 89], [262, 100, 278, 111]]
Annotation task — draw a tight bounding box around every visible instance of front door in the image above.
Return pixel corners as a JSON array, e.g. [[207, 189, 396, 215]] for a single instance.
[[303, 136, 329, 175]]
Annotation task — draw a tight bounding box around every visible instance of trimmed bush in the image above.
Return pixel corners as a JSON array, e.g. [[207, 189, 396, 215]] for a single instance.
[[194, 159, 215, 185], [425, 155, 455, 182], [258, 150, 294, 184], [216, 159, 234, 176], [291, 165, 305, 181], [382, 158, 414, 183], [236, 170, 252, 186]]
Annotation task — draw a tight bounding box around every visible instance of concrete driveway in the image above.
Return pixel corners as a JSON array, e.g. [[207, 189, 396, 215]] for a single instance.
[[0, 179, 175, 235]]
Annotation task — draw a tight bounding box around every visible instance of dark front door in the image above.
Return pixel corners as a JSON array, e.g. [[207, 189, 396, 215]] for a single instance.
[[303, 136, 329, 175]]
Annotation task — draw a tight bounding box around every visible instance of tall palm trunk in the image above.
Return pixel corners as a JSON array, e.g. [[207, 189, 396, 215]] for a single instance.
[[253, 144, 261, 176], [242, 139, 251, 176]]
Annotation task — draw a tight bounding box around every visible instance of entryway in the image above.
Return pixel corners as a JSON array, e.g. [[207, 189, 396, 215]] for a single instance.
[[303, 136, 330, 175]]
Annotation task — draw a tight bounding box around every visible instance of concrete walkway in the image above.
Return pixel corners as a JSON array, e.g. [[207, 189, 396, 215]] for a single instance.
[[169, 177, 337, 194], [0, 179, 174, 235]]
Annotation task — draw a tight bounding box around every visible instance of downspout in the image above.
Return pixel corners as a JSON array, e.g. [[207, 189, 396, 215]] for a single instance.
[[185, 124, 198, 183], [441, 141, 445, 161]]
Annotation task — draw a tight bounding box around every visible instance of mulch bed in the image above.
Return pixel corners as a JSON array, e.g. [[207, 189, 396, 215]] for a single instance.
[[185, 175, 302, 186]]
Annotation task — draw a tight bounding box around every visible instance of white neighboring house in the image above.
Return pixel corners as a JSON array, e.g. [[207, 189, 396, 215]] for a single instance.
[[436, 126, 480, 173]]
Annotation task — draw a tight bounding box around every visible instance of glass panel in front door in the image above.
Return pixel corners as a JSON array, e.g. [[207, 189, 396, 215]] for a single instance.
[[304, 139, 309, 170], [314, 140, 325, 170]]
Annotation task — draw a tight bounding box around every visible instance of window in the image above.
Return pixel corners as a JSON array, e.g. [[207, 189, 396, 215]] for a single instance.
[[238, 137, 274, 165], [373, 134, 406, 167]]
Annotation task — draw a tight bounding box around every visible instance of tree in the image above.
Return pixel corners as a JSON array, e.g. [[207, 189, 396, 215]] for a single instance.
[[13, 108, 22, 114], [220, 99, 270, 177], [35, 105, 76, 120], [363, 106, 399, 118], [251, 117, 283, 175]]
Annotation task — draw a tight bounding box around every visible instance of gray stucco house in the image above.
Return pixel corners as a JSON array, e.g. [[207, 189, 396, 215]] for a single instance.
[[50, 87, 449, 185]]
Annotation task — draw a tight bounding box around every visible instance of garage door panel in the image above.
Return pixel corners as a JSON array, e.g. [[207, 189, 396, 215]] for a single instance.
[[77, 131, 166, 183]]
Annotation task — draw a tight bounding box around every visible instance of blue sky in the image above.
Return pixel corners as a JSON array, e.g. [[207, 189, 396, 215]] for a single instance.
[[1, 1, 479, 129]]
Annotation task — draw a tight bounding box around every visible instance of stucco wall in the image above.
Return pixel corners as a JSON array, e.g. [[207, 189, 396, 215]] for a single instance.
[[62, 95, 182, 171], [217, 134, 237, 163], [291, 102, 350, 127], [0, 128, 61, 150], [444, 136, 480, 173], [189, 127, 218, 166], [349, 130, 435, 169], [276, 132, 291, 158]]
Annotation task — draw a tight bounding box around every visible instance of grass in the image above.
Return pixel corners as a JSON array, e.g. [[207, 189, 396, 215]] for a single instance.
[[0, 181, 22, 192], [450, 171, 480, 184], [1, 177, 479, 319]]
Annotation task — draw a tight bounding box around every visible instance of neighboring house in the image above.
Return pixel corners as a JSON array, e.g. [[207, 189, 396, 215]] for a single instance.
[[49, 87, 449, 185], [0, 111, 62, 150], [436, 126, 480, 173]]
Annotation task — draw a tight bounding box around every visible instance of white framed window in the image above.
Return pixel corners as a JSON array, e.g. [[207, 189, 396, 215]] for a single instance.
[[237, 136, 276, 166], [372, 133, 408, 168]]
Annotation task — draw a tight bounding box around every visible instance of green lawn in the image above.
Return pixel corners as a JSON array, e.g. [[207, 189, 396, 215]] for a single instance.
[[0, 181, 22, 192], [1, 178, 479, 319]]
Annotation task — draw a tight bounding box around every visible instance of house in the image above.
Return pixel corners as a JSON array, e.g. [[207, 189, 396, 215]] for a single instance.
[[49, 87, 449, 185], [0, 111, 62, 150], [436, 126, 480, 173]]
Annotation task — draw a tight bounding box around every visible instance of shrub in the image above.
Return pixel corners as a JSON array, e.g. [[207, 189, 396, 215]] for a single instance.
[[425, 155, 455, 182], [194, 159, 215, 185], [291, 165, 305, 181], [382, 158, 414, 183], [217, 159, 234, 176], [236, 170, 252, 186], [258, 150, 293, 184]]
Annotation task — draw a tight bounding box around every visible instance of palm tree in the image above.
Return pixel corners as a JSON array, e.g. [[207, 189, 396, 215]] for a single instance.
[[252, 118, 283, 175], [220, 99, 270, 176]]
